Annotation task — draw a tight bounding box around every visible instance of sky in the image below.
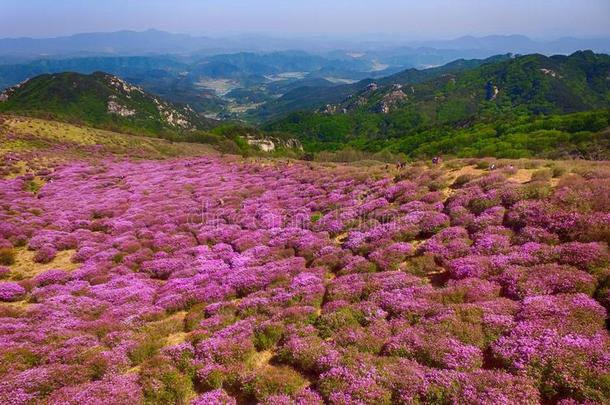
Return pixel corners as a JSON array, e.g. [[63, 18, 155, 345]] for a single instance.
[[1, 0, 609, 39]]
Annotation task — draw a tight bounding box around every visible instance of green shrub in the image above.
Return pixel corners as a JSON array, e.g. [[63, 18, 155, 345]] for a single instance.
[[310, 212, 322, 223], [531, 168, 553, 182], [129, 316, 183, 365], [183, 303, 207, 332], [475, 161, 490, 170], [403, 255, 443, 277], [139, 357, 194, 405], [315, 307, 362, 338], [243, 366, 307, 402], [112, 253, 124, 264], [452, 174, 475, 188], [468, 197, 499, 215], [128, 335, 163, 365], [550, 164, 567, 178], [253, 323, 285, 351], [0, 347, 41, 376], [520, 182, 553, 200]]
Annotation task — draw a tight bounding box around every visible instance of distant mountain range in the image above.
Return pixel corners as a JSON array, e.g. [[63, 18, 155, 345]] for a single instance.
[[2, 30, 609, 124], [409, 35, 610, 55], [0, 72, 213, 134], [1, 30, 609, 61]]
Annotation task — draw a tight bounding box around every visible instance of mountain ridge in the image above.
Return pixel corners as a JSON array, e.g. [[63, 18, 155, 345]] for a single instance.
[[0, 71, 214, 135], [2, 30, 609, 59], [265, 51, 610, 159]]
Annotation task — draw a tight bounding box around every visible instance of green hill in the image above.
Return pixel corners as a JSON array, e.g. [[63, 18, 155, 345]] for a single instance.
[[0, 72, 214, 136], [251, 55, 512, 122], [266, 51, 610, 159]]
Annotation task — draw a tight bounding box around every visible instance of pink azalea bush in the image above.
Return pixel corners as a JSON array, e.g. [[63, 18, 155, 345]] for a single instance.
[[0, 281, 26, 301], [0, 155, 609, 404]]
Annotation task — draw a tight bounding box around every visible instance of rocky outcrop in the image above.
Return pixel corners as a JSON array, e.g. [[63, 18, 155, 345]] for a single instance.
[[374, 86, 408, 114], [107, 97, 136, 117], [105, 75, 145, 95], [0, 79, 29, 102], [245, 135, 303, 152]]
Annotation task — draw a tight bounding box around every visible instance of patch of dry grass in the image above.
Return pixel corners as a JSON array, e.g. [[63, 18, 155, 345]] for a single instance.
[[7, 248, 78, 280], [1, 115, 217, 160], [510, 169, 535, 184]]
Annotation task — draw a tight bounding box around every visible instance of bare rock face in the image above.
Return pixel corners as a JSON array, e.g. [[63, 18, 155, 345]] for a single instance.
[[540, 68, 561, 78], [152, 97, 195, 129], [245, 134, 303, 152], [366, 83, 379, 92], [107, 97, 136, 117], [0, 79, 29, 103], [246, 137, 276, 152], [322, 104, 338, 114], [375, 88, 408, 114], [103, 73, 197, 129], [322, 82, 410, 115], [105, 75, 145, 96]]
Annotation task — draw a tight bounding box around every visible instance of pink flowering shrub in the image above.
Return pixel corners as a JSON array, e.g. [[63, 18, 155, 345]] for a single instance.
[[191, 389, 236, 405], [369, 242, 414, 271], [500, 264, 597, 299], [1, 155, 609, 403], [45, 374, 143, 405], [384, 328, 484, 371], [0, 281, 26, 301], [33, 244, 57, 264], [318, 366, 392, 404], [34, 269, 70, 287]]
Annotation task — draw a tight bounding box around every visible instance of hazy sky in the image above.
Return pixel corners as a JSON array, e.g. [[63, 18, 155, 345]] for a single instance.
[[1, 0, 609, 39]]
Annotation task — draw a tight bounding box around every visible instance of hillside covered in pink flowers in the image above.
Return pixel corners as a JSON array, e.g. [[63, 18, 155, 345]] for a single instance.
[[1, 119, 610, 405]]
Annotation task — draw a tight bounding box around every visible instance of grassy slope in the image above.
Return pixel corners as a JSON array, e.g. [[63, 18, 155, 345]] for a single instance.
[[0, 115, 217, 161]]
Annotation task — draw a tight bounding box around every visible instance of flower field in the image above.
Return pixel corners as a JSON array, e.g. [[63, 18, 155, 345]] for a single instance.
[[1, 123, 610, 404]]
